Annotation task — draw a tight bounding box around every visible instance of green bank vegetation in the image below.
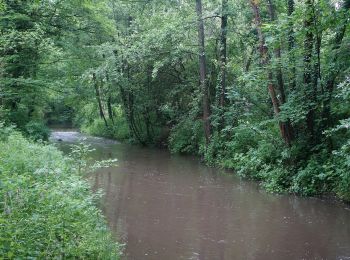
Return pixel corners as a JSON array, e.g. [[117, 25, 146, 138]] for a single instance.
[[0, 124, 121, 259]]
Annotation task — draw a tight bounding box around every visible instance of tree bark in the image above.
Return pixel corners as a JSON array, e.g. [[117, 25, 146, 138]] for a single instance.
[[92, 73, 108, 127], [112, 14, 146, 145], [267, 0, 294, 143], [104, 66, 115, 124], [303, 0, 315, 140], [196, 0, 211, 144], [219, 0, 228, 108], [287, 0, 296, 91], [266, 0, 286, 103], [250, 0, 292, 146], [107, 95, 114, 124]]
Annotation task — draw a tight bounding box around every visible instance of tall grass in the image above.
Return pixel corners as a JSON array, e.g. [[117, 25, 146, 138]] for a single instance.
[[0, 127, 121, 259]]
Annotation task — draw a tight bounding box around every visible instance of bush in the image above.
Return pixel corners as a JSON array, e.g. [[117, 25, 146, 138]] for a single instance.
[[24, 121, 51, 141], [80, 106, 130, 141], [82, 118, 130, 140], [0, 129, 121, 259], [209, 123, 296, 194], [259, 166, 292, 193], [201, 132, 226, 165], [168, 118, 204, 154], [218, 124, 283, 171], [333, 140, 350, 200], [77, 104, 129, 140], [290, 151, 335, 196]]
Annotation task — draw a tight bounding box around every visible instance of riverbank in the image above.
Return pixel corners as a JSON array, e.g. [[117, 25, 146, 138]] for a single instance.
[[0, 127, 121, 259], [79, 121, 350, 204]]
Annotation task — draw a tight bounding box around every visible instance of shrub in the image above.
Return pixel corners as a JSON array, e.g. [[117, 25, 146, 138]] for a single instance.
[[261, 166, 292, 193], [333, 140, 350, 201], [24, 121, 51, 141], [168, 118, 204, 154], [201, 131, 226, 165], [0, 129, 121, 259], [291, 154, 336, 196], [82, 118, 130, 140], [77, 104, 130, 141]]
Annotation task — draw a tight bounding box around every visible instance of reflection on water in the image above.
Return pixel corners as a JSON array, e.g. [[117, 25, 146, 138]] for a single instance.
[[52, 131, 350, 260]]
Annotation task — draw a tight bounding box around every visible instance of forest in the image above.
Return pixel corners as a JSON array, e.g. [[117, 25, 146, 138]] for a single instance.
[[0, 0, 349, 258]]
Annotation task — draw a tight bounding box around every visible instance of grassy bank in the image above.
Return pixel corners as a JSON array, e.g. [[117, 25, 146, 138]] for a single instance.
[[0, 127, 121, 259]]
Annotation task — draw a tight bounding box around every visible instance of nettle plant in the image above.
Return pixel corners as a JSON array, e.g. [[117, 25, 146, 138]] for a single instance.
[[0, 129, 122, 259]]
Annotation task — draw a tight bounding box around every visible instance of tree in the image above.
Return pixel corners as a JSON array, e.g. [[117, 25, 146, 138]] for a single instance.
[[219, 0, 228, 108], [303, 0, 316, 140], [249, 0, 292, 145], [196, 0, 211, 144]]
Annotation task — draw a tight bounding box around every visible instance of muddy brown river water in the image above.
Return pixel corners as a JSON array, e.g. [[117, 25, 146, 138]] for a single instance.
[[51, 130, 350, 260]]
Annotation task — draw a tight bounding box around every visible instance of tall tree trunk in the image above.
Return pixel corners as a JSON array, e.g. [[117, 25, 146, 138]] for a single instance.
[[313, 3, 322, 97], [266, 0, 286, 103], [267, 0, 294, 143], [92, 73, 108, 127], [196, 0, 211, 144], [250, 0, 292, 146], [287, 0, 296, 91], [126, 62, 145, 145], [303, 0, 315, 140], [107, 95, 114, 124], [114, 14, 146, 145], [104, 65, 115, 124], [219, 0, 228, 108]]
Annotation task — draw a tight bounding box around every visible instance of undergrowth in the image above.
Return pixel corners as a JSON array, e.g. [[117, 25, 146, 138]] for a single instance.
[[0, 125, 121, 259]]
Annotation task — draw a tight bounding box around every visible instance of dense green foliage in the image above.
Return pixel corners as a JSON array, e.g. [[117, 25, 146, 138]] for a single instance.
[[0, 125, 121, 259], [0, 0, 349, 201]]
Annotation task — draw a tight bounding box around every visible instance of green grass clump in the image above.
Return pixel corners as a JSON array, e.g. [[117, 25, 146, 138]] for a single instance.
[[0, 129, 121, 259], [81, 118, 130, 141]]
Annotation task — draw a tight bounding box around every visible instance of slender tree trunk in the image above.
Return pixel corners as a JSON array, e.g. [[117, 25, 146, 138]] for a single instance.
[[107, 95, 114, 124], [266, 0, 286, 103], [125, 14, 146, 145], [196, 0, 211, 144], [116, 14, 146, 145], [250, 0, 292, 145], [219, 0, 228, 108], [92, 73, 108, 127], [313, 4, 322, 97], [104, 66, 115, 124], [287, 0, 296, 91], [303, 0, 315, 139], [126, 63, 145, 145], [267, 0, 294, 143]]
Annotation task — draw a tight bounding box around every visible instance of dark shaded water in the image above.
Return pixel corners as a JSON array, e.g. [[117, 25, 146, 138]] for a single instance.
[[51, 131, 350, 260]]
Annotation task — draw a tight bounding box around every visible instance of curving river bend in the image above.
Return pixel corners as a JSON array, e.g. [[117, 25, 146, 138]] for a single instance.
[[51, 130, 350, 260]]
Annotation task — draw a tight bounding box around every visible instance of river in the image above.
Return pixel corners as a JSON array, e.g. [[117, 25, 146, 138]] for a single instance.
[[51, 130, 350, 260]]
